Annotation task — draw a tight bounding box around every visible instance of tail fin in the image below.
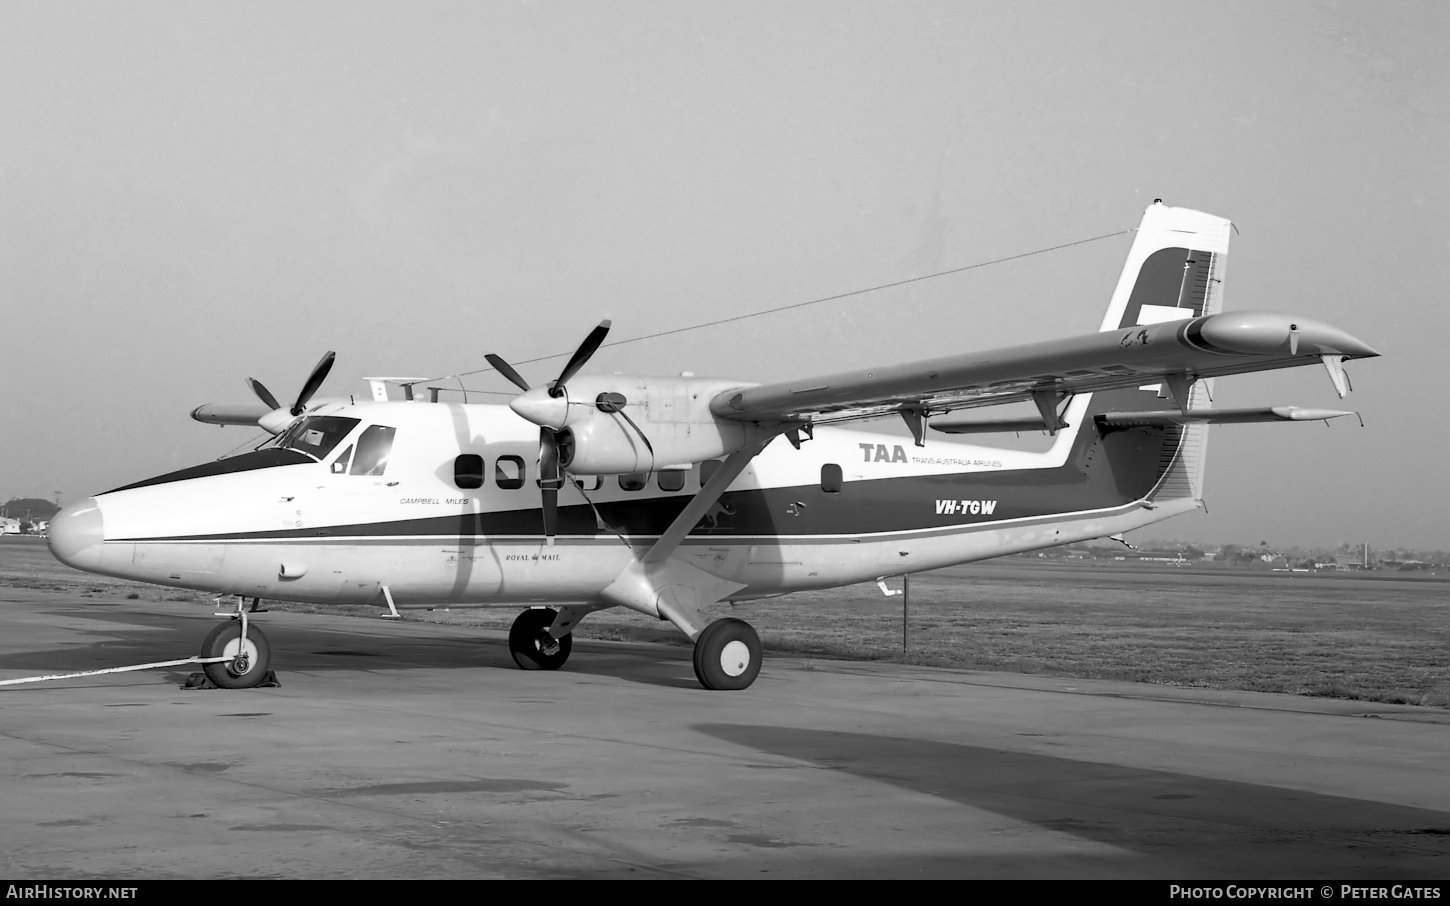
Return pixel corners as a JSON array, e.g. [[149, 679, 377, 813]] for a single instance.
[[1098, 200, 1232, 333], [1074, 202, 1233, 503]]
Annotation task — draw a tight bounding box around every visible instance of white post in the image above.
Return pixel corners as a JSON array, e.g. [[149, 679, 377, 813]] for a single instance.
[[902, 574, 910, 652]]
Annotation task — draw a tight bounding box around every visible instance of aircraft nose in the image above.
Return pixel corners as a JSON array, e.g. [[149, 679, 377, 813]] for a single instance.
[[48, 498, 105, 572]]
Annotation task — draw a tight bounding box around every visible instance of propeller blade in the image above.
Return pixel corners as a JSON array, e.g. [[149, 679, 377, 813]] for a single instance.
[[246, 378, 282, 412], [539, 429, 561, 481], [551, 320, 611, 397], [540, 485, 558, 541], [291, 351, 336, 416], [485, 354, 532, 392], [538, 429, 564, 543]]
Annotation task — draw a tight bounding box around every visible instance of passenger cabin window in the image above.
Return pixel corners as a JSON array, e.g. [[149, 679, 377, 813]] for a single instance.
[[658, 470, 686, 492], [350, 425, 396, 476], [495, 455, 525, 490], [454, 454, 484, 490], [572, 475, 602, 492], [330, 444, 354, 474], [618, 472, 647, 492], [821, 463, 843, 493], [278, 416, 360, 461]]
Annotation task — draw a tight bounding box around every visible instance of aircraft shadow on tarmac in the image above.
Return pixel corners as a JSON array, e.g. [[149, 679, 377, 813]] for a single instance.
[[0, 603, 703, 690], [694, 724, 1450, 878]]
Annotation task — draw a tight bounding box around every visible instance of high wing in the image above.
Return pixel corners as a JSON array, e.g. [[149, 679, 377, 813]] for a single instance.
[[709, 309, 1377, 426], [710, 203, 1377, 429]]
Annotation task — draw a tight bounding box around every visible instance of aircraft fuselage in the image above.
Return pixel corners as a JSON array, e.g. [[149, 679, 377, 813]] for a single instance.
[[48, 393, 1191, 609]]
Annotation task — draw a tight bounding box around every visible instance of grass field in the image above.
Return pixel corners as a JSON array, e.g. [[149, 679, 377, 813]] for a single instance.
[[4, 535, 1447, 707]]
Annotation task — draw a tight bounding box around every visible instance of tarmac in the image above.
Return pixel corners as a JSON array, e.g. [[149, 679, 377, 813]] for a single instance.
[[2, 587, 1448, 879]]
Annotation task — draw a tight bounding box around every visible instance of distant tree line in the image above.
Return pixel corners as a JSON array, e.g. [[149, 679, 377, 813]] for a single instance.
[[2, 498, 60, 522]]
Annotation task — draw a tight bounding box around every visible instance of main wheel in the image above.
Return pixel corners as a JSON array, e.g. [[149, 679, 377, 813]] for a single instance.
[[509, 608, 572, 670], [692, 618, 762, 690], [200, 621, 272, 689]]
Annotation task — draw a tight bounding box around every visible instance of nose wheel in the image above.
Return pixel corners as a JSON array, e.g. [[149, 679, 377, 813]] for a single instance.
[[692, 618, 762, 690], [509, 608, 572, 670], [199, 620, 272, 689]]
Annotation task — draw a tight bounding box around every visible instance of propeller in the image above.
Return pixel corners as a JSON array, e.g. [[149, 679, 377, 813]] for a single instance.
[[247, 351, 336, 434], [485, 323, 616, 542]]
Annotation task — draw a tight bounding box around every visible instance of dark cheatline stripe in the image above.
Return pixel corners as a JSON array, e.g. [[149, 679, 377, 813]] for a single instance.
[[104, 449, 314, 494]]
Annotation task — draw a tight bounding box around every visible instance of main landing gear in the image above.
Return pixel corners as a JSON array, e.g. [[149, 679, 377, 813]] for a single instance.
[[199, 597, 273, 689], [692, 618, 762, 690], [504, 607, 765, 690], [509, 607, 573, 671]]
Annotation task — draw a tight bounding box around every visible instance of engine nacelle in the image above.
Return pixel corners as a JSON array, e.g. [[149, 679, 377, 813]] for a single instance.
[[549, 375, 772, 475]]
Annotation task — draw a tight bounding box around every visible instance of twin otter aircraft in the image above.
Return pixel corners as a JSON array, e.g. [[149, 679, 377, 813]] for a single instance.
[[48, 203, 1377, 691]]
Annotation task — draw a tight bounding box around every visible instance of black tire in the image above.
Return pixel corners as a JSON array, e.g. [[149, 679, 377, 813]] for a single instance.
[[692, 618, 762, 690], [200, 621, 272, 690], [509, 608, 572, 670]]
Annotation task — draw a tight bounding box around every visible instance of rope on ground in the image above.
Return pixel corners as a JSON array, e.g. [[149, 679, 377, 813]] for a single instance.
[[0, 656, 230, 687]]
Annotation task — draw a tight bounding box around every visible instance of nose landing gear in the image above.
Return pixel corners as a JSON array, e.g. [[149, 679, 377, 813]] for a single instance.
[[198, 597, 274, 689]]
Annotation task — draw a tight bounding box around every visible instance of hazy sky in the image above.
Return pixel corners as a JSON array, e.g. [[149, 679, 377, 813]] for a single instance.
[[2, 2, 1445, 549]]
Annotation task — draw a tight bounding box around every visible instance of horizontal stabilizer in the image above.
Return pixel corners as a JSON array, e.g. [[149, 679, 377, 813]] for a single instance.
[[190, 402, 272, 427], [1095, 406, 1355, 427]]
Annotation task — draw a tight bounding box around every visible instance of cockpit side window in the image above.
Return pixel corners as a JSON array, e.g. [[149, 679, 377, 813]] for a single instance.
[[349, 425, 397, 476], [277, 416, 360, 460], [331, 444, 354, 474]]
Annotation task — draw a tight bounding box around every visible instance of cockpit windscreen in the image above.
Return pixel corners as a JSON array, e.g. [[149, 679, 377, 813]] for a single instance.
[[276, 416, 360, 460]]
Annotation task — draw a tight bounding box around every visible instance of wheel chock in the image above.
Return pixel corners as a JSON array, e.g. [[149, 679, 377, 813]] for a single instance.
[[181, 670, 280, 690]]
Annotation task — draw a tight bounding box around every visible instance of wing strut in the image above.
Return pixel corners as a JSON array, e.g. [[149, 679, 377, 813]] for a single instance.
[[599, 434, 781, 639], [644, 437, 775, 566]]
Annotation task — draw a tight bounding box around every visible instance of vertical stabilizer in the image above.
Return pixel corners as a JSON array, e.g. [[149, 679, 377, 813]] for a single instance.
[[1098, 201, 1232, 333], [1091, 202, 1232, 503]]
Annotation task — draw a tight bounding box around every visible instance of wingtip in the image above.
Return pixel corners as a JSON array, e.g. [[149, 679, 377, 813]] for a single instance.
[[1197, 311, 1381, 359]]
